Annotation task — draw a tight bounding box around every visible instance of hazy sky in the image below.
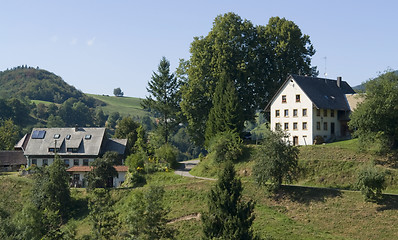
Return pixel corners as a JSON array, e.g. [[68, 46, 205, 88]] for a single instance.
[[1, 0, 397, 98]]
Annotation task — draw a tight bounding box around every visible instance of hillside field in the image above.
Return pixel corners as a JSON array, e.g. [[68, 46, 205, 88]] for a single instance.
[[2, 139, 398, 239], [87, 94, 150, 118]]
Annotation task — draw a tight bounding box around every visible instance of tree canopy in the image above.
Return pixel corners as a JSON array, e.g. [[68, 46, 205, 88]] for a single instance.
[[253, 130, 299, 192], [180, 13, 316, 145], [349, 71, 398, 151]]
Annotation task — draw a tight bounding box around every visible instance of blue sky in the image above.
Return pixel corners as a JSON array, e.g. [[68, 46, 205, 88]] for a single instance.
[[1, 0, 397, 98]]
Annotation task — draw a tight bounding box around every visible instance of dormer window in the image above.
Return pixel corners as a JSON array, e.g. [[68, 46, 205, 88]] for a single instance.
[[282, 95, 287, 103], [296, 94, 300, 102], [85, 135, 92, 140]]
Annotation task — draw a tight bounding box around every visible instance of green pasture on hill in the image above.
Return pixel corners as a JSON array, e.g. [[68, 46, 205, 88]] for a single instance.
[[87, 94, 150, 118]]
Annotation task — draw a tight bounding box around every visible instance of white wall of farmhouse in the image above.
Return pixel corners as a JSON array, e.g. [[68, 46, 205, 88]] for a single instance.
[[27, 157, 95, 168], [270, 79, 313, 145]]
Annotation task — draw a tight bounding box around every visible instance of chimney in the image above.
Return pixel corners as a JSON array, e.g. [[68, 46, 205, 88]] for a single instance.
[[337, 77, 342, 88]]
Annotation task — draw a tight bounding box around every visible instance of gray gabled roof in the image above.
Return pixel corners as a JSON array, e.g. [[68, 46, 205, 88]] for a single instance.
[[24, 127, 107, 157], [266, 75, 356, 111]]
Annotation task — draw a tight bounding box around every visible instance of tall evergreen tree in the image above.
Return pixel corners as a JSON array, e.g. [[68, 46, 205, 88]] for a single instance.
[[202, 161, 256, 239], [205, 73, 243, 144], [142, 57, 180, 144]]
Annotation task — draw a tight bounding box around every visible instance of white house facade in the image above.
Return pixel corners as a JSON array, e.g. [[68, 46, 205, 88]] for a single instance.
[[266, 75, 356, 145]]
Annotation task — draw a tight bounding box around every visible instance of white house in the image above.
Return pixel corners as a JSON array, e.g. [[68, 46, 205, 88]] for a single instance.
[[67, 165, 128, 188], [265, 74, 356, 145]]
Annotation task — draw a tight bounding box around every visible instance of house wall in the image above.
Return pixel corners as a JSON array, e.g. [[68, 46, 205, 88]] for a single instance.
[[113, 171, 127, 187], [69, 171, 127, 188], [27, 157, 94, 168], [312, 108, 341, 142], [270, 79, 313, 145]]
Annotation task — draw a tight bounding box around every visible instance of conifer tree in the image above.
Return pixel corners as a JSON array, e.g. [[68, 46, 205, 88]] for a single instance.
[[202, 161, 257, 239], [205, 72, 243, 144], [142, 57, 180, 144]]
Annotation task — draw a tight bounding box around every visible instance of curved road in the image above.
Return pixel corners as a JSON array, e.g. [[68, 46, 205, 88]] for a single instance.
[[174, 160, 216, 181]]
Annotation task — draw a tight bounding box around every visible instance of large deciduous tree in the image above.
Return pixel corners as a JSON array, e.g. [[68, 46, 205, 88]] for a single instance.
[[349, 71, 398, 151], [181, 13, 316, 145], [142, 57, 181, 144]]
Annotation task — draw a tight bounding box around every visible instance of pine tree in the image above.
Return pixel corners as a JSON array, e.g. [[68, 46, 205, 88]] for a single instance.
[[142, 57, 180, 143], [205, 72, 243, 144], [202, 161, 256, 239]]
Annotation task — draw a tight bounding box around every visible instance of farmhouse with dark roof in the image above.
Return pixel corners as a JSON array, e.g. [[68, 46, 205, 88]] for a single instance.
[[24, 127, 127, 168], [265, 74, 358, 145]]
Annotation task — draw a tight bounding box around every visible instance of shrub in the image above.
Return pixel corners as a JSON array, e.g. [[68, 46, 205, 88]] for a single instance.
[[155, 143, 179, 169], [356, 164, 386, 202], [125, 151, 147, 172], [207, 131, 243, 163], [252, 130, 299, 192]]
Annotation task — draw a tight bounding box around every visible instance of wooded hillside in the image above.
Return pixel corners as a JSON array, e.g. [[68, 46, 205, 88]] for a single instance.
[[0, 66, 102, 107]]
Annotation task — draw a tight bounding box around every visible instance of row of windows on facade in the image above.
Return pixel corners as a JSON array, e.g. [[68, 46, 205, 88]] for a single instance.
[[281, 94, 301, 103], [276, 121, 332, 131], [48, 148, 79, 153], [275, 108, 335, 118], [31, 158, 90, 167]]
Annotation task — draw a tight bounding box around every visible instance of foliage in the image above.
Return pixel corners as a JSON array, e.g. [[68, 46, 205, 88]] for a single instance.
[[253, 130, 299, 192], [356, 163, 386, 202], [113, 87, 124, 97], [88, 189, 119, 239], [349, 71, 398, 151], [114, 116, 140, 155], [202, 161, 256, 239], [205, 72, 244, 143], [86, 154, 118, 189], [58, 98, 94, 127], [181, 13, 316, 145], [0, 119, 20, 150], [125, 150, 147, 187], [142, 56, 181, 143], [155, 143, 180, 169], [106, 112, 121, 129], [0, 67, 102, 107], [31, 155, 71, 221], [0, 98, 31, 126], [207, 131, 243, 163], [170, 126, 204, 161], [94, 109, 108, 127], [123, 186, 175, 239]]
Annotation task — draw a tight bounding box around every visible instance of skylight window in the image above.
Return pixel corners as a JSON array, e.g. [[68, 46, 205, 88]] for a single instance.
[[32, 130, 46, 139], [66, 135, 71, 140], [54, 134, 60, 139], [85, 134, 92, 140]]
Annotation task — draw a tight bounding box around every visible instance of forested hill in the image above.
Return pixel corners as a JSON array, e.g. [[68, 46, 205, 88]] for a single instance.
[[0, 66, 102, 107]]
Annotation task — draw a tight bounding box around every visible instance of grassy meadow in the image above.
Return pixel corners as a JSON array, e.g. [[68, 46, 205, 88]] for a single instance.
[[3, 139, 398, 239], [87, 94, 150, 118]]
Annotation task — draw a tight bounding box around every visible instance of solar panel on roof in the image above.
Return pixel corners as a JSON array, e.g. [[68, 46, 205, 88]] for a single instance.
[[32, 130, 46, 139]]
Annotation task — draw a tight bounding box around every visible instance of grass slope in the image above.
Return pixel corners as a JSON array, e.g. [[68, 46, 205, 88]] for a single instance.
[[87, 94, 150, 118]]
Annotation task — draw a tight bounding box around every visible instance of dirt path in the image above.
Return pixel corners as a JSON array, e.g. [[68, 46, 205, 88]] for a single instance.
[[174, 160, 216, 181], [167, 213, 201, 224]]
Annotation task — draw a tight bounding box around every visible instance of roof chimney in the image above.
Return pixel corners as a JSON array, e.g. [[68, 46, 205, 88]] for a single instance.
[[337, 76, 342, 88]]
